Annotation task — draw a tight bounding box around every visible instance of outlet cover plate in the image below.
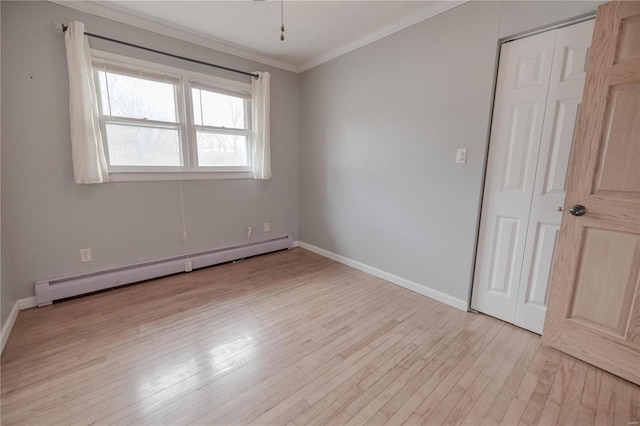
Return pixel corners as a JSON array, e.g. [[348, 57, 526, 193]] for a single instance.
[[80, 248, 92, 262]]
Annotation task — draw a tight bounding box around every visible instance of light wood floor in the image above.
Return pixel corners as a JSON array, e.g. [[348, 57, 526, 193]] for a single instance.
[[1, 248, 638, 425]]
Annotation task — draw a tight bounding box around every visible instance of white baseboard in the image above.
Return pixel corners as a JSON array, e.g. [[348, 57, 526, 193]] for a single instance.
[[36, 236, 292, 307], [296, 241, 469, 312], [1, 296, 36, 354], [292, 240, 300, 248], [18, 296, 37, 310], [1, 301, 20, 354]]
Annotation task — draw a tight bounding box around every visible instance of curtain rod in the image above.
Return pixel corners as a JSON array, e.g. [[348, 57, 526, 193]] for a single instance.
[[60, 24, 259, 79]]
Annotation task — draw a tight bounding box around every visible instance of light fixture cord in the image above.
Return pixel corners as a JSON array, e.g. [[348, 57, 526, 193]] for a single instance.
[[280, 0, 285, 41]]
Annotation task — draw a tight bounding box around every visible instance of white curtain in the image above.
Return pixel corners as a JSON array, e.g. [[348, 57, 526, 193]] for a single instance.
[[251, 71, 271, 179], [64, 21, 109, 184]]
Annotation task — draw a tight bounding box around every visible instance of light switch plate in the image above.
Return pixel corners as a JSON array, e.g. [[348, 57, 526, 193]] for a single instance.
[[456, 148, 467, 164]]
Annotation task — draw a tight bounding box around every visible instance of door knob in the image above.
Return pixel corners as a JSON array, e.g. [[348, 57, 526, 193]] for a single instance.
[[569, 205, 586, 216]]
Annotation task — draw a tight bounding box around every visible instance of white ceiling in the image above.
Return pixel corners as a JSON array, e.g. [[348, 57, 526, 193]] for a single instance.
[[70, 1, 464, 72]]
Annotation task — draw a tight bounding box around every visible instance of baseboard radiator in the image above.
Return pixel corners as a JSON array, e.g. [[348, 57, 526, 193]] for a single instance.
[[35, 235, 293, 307]]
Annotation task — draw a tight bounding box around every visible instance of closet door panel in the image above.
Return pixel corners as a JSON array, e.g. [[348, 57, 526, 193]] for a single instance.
[[515, 20, 595, 334], [471, 31, 556, 323]]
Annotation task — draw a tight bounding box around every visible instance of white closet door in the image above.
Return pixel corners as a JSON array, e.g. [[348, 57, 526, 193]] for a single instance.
[[471, 31, 556, 323], [514, 20, 594, 333]]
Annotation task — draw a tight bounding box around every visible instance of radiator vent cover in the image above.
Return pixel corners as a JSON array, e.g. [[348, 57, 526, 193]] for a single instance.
[[35, 236, 292, 307]]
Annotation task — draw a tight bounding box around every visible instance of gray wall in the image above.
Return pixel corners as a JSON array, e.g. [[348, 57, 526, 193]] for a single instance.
[[1, 1, 299, 303], [1, 1, 15, 328], [1, 0, 602, 318], [299, 1, 600, 303]]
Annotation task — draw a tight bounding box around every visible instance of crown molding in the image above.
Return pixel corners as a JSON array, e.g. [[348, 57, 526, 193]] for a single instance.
[[49, 0, 469, 75], [48, 0, 299, 73], [298, 0, 468, 73]]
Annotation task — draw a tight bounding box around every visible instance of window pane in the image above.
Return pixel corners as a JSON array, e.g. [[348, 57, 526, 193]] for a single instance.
[[100, 72, 177, 122], [106, 124, 181, 166], [192, 88, 246, 129], [196, 132, 248, 167]]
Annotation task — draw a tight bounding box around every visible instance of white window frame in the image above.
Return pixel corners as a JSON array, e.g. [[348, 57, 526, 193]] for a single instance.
[[92, 50, 253, 182]]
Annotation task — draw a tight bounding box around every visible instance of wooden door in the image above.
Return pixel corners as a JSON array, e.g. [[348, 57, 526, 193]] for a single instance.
[[542, 1, 640, 385], [472, 30, 556, 324], [514, 20, 595, 334]]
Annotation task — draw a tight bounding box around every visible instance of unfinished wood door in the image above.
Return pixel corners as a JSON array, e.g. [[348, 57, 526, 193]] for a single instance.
[[542, 1, 640, 385]]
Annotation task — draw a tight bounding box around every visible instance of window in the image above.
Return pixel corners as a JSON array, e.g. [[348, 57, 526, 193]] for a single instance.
[[191, 84, 250, 168], [93, 51, 253, 181], [97, 68, 182, 167]]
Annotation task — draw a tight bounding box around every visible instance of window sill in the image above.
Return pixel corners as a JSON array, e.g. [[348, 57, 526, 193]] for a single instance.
[[107, 170, 253, 182]]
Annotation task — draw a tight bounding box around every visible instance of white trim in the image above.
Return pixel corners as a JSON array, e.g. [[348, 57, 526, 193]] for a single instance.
[[1, 302, 20, 354], [297, 1, 468, 72], [1, 297, 37, 354], [108, 171, 253, 182], [49, 0, 299, 73], [296, 242, 469, 312], [292, 240, 300, 248], [92, 50, 252, 94], [93, 49, 254, 177], [18, 297, 37, 310], [501, 13, 596, 44]]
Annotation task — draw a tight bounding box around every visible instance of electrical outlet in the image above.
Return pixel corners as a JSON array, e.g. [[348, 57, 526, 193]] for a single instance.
[[247, 226, 253, 238], [264, 222, 270, 232], [80, 248, 92, 262]]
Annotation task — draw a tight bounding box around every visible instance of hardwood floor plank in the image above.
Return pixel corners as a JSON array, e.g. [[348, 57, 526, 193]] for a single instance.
[[415, 322, 508, 422], [594, 370, 619, 426], [458, 329, 535, 426], [556, 360, 588, 425], [134, 304, 409, 424], [364, 409, 389, 425], [331, 365, 406, 425], [378, 315, 479, 421], [177, 300, 418, 425], [632, 384, 640, 421], [535, 399, 562, 426], [344, 315, 461, 423], [440, 327, 525, 425], [547, 353, 576, 408], [386, 317, 498, 424], [8, 282, 376, 422], [84, 280, 392, 422], [483, 341, 542, 423], [3, 260, 344, 386], [1, 248, 637, 426], [614, 379, 636, 426], [245, 328, 410, 425], [519, 355, 564, 425]]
